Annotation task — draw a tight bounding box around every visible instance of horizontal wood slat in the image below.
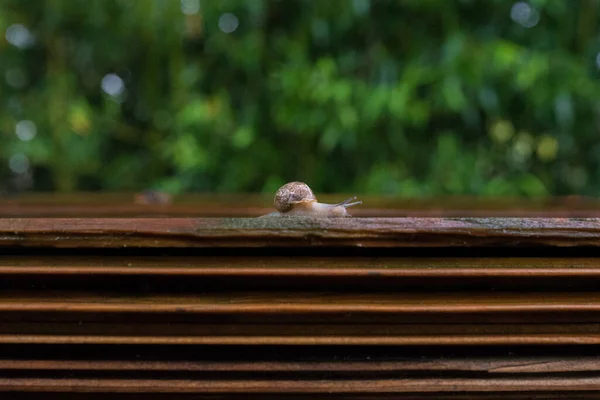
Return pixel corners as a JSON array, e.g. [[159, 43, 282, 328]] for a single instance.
[[1, 357, 599, 373], [1, 291, 600, 313], [0, 254, 599, 269], [0, 291, 599, 345], [0, 217, 600, 248], [3, 377, 600, 394]]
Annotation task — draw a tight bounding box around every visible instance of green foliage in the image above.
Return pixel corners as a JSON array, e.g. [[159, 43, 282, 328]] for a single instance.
[[1, 0, 600, 196]]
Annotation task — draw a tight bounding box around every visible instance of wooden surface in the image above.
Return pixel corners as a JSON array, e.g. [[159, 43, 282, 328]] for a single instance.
[[1, 217, 600, 248], [1, 194, 600, 398]]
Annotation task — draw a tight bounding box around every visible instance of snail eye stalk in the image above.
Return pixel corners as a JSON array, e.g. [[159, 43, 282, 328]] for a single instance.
[[334, 196, 362, 208]]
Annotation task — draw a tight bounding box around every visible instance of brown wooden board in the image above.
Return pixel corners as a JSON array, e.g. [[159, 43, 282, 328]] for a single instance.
[[0, 217, 599, 248], [0, 195, 599, 397]]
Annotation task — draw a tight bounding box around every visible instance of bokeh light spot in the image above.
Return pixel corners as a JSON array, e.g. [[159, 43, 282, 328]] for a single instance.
[[181, 0, 200, 15], [218, 13, 239, 33], [101, 73, 125, 97], [5, 24, 35, 48], [513, 132, 534, 159], [537, 135, 559, 161], [15, 120, 37, 141], [510, 2, 540, 28], [489, 120, 514, 143]]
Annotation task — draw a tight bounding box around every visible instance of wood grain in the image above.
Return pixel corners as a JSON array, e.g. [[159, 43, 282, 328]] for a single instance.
[[2, 257, 600, 291], [1, 357, 599, 373], [0, 217, 600, 248], [1, 195, 600, 397], [0, 291, 599, 345], [2, 377, 600, 393]]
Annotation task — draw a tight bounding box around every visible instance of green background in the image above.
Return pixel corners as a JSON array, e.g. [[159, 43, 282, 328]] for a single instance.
[[1, 0, 599, 196]]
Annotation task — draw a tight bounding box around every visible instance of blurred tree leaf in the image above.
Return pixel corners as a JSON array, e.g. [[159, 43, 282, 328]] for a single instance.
[[0, 0, 598, 196]]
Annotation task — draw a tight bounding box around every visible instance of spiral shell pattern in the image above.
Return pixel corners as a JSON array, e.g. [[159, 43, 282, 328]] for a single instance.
[[274, 182, 317, 212]]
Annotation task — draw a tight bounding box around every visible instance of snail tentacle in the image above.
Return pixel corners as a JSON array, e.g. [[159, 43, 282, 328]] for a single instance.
[[333, 196, 362, 208]]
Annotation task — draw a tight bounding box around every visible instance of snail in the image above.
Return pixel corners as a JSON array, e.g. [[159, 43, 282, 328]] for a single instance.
[[261, 182, 362, 217]]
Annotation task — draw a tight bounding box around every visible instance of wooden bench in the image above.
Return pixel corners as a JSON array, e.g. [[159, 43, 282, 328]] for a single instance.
[[1, 193, 600, 399]]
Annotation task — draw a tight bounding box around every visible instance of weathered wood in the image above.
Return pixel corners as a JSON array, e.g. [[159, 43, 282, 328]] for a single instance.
[[2, 291, 600, 313], [1, 357, 599, 373], [1, 256, 599, 290], [1, 195, 600, 397], [5, 394, 598, 400], [2, 257, 600, 290], [2, 376, 600, 393], [2, 332, 600, 346], [0, 217, 600, 248], [0, 291, 599, 345], [1, 254, 599, 269], [3, 346, 600, 398]]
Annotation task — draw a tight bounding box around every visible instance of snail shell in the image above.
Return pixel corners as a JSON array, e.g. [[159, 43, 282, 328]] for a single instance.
[[263, 181, 361, 217], [274, 181, 317, 212]]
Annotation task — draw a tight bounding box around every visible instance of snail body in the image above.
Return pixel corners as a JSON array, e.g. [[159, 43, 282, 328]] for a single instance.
[[262, 182, 361, 217]]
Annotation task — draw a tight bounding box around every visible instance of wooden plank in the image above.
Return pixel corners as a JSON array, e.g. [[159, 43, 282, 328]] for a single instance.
[[0, 292, 599, 345], [1, 256, 600, 292], [1, 292, 600, 312], [4, 321, 600, 335], [1, 217, 600, 248], [4, 394, 597, 400], [1, 357, 600, 397], [1, 256, 600, 293], [11, 334, 600, 346], [2, 394, 599, 400], [0, 333, 593, 345], [1, 329, 600, 345], [2, 376, 600, 393], [0, 255, 599, 271], [1, 357, 599, 373], [1, 197, 599, 397], [4, 351, 600, 398]]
